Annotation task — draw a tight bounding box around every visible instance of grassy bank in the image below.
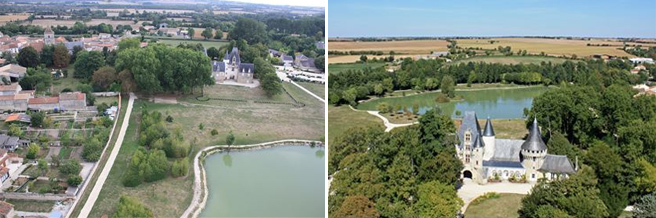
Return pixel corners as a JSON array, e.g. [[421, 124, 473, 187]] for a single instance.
[[465, 193, 525, 218], [328, 105, 383, 144]]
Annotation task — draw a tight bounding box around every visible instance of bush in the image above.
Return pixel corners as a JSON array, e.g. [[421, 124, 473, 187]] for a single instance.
[[26, 144, 40, 159], [82, 138, 103, 161], [435, 93, 450, 103], [171, 158, 189, 178], [166, 115, 173, 123], [67, 175, 82, 187], [211, 129, 218, 136], [115, 195, 154, 218], [59, 159, 81, 175]]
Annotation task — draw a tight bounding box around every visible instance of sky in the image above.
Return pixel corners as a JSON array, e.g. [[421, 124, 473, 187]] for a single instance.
[[231, 0, 325, 7], [328, 0, 656, 38]]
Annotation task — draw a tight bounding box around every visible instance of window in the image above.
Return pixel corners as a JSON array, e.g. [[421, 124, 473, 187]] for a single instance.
[[465, 155, 470, 163], [533, 157, 536, 162], [532, 174, 536, 179], [476, 161, 478, 165]]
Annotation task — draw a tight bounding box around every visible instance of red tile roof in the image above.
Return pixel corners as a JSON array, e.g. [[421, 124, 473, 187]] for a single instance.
[[59, 92, 85, 101], [28, 96, 59, 104], [0, 201, 12, 216]]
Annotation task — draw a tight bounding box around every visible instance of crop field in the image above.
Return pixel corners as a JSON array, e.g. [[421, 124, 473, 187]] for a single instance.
[[328, 55, 414, 64], [328, 62, 386, 74], [156, 39, 229, 48], [0, 14, 30, 25], [190, 27, 223, 39], [96, 8, 196, 14], [30, 19, 140, 30], [329, 40, 449, 54], [451, 55, 574, 65], [456, 38, 653, 58]]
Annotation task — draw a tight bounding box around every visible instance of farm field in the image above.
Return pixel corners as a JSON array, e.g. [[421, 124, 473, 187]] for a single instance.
[[328, 62, 386, 74], [189, 27, 223, 39], [465, 193, 524, 218], [29, 19, 140, 30], [155, 39, 229, 49], [456, 38, 650, 58], [451, 55, 574, 65], [96, 8, 196, 14], [328, 54, 414, 64], [89, 84, 324, 217], [0, 13, 30, 25], [328, 105, 383, 144], [329, 39, 449, 54]]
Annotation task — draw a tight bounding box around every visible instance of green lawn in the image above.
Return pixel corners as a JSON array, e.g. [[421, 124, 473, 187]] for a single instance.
[[328, 105, 383, 144], [328, 62, 386, 75], [89, 84, 324, 217], [451, 55, 574, 65], [95, 96, 119, 106], [50, 66, 84, 95], [58, 146, 73, 159], [5, 199, 55, 212], [465, 193, 525, 218], [296, 82, 325, 99], [155, 39, 229, 49]]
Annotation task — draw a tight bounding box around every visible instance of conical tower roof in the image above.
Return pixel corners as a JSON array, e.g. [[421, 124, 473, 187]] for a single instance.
[[521, 117, 547, 151], [483, 116, 495, 137]]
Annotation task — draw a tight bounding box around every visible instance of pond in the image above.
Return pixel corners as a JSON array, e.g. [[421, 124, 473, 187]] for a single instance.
[[199, 145, 325, 218], [357, 86, 551, 119]]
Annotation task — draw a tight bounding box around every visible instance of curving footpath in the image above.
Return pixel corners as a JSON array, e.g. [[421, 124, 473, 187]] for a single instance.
[[289, 80, 325, 103], [347, 105, 417, 132], [76, 93, 136, 218], [181, 139, 323, 218]]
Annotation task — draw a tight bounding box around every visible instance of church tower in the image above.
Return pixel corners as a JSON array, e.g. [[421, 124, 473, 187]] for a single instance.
[[521, 117, 548, 182], [482, 117, 496, 160], [44, 27, 55, 45]]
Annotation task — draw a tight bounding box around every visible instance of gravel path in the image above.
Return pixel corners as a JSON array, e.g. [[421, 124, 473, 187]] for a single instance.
[[76, 93, 135, 218]]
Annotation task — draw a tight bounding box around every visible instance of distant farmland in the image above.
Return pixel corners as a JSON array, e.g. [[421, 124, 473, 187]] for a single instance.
[[329, 39, 450, 54], [156, 39, 229, 48], [30, 19, 140, 30], [0, 14, 31, 25], [451, 56, 575, 65], [456, 38, 651, 58], [328, 54, 414, 64]]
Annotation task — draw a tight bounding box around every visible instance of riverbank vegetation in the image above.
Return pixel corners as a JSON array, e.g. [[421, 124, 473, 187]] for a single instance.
[[329, 109, 463, 217]]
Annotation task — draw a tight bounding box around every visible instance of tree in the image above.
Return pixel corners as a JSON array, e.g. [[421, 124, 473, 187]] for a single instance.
[[118, 70, 137, 93], [31, 111, 45, 128], [118, 38, 140, 51], [171, 158, 189, 177], [38, 159, 48, 174], [17, 46, 40, 67], [92, 66, 117, 90], [59, 159, 82, 175], [53, 44, 70, 69], [333, 195, 380, 218], [211, 129, 218, 136], [207, 47, 221, 60], [229, 18, 267, 44], [377, 102, 390, 114], [634, 193, 656, 218], [260, 71, 282, 97], [8, 124, 22, 137], [115, 195, 154, 218], [74, 51, 105, 79], [201, 27, 213, 40], [186, 27, 195, 39], [67, 175, 82, 187], [226, 131, 235, 148], [412, 181, 463, 217], [360, 55, 368, 62], [440, 75, 455, 98], [40, 45, 54, 67], [314, 55, 325, 71], [26, 144, 40, 159]]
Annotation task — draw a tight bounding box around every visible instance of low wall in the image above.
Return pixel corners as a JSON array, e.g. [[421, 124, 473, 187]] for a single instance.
[[0, 192, 73, 201], [181, 139, 323, 218], [92, 92, 120, 97]]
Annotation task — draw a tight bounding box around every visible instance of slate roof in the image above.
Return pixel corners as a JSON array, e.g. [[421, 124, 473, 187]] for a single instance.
[[212, 61, 225, 72], [268, 49, 280, 56], [483, 160, 524, 168], [458, 111, 483, 149], [282, 54, 294, 61], [299, 58, 316, 68], [227, 47, 241, 65], [64, 41, 84, 52], [490, 139, 524, 162], [483, 117, 495, 136], [521, 118, 547, 151], [239, 63, 254, 74], [539, 154, 576, 174]]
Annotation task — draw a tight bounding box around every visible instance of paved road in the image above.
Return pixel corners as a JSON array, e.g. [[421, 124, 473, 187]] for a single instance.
[[77, 93, 136, 218]]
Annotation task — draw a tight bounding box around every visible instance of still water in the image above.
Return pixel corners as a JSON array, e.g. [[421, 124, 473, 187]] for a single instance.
[[199, 145, 325, 217], [358, 87, 551, 119]]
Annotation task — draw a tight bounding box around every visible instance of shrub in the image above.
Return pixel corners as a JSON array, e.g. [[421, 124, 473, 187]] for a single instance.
[[435, 93, 450, 103], [26, 144, 40, 159], [59, 159, 81, 175], [166, 115, 173, 123], [67, 175, 82, 187], [211, 129, 218, 136], [115, 195, 154, 218], [171, 158, 189, 178]]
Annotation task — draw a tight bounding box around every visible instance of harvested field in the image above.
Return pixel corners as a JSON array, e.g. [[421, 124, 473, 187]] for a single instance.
[[30, 19, 140, 30], [96, 8, 196, 14], [451, 56, 574, 65], [0, 14, 30, 25], [456, 38, 651, 58], [329, 40, 449, 54]]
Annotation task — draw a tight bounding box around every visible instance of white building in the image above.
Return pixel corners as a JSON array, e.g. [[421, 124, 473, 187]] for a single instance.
[[629, 57, 654, 64]]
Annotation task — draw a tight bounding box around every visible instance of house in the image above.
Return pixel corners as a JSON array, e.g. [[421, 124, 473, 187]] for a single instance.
[[212, 47, 254, 84], [0, 201, 15, 218], [629, 57, 654, 64], [59, 92, 87, 111], [159, 28, 180, 36], [64, 41, 84, 54], [268, 49, 282, 58], [630, 65, 647, 74], [4, 113, 30, 124], [28, 96, 60, 111], [0, 65, 26, 82], [44, 27, 55, 45], [0, 135, 20, 152], [98, 33, 112, 39], [315, 41, 325, 50], [294, 54, 321, 73], [0, 83, 20, 96], [457, 111, 577, 184], [282, 54, 294, 67]]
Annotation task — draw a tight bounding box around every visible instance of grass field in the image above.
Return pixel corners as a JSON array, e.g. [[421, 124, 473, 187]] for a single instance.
[[58, 146, 73, 159], [50, 66, 83, 95], [0, 14, 30, 25], [6, 199, 55, 212], [328, 105, 383, 144], [155, 39, 229, 49], [328, 62, 386, 74], [328, 55, 414, 64], [89, 84, 324, 217], [456, 38, 646, 58], [465, 193, 525, 218], [30, 19, 140, 30], [295, 82, 325, 99], [329, 40, 449, 54], [451, 55, 574, 65]]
